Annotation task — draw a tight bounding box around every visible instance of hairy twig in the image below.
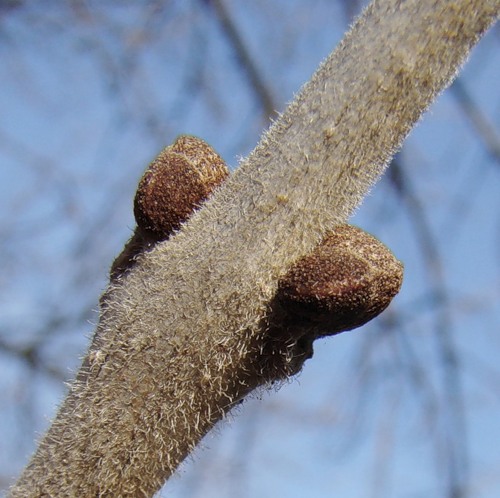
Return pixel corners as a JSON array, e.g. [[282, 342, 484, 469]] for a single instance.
[[10, 1, 499, 496]]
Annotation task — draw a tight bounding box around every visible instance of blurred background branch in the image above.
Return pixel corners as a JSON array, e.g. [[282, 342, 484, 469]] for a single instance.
[[0, 2, 499, 497]]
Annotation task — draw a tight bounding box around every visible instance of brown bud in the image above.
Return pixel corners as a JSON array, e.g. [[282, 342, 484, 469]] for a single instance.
[[110, 136, 229, 281], [276, 224, 403, 336], [134, 135, 229, 241]]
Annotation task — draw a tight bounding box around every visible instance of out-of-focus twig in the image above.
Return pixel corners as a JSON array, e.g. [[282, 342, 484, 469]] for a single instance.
[[389, 159, 468, 498], [207, 0, 277, 120], [451, 78, 500, 164]]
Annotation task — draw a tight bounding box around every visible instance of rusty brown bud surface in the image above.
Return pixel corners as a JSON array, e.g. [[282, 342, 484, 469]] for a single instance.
[[276, 224, 403, 336], [110, 136, 229, 280], [134, 135, 229, 240]]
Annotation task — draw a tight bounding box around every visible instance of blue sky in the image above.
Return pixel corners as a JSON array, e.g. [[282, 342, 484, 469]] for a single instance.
[[1, 2, 499, 497]]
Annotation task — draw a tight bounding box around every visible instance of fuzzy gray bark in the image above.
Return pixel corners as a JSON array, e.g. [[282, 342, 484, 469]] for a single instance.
[[11, 0, 499, 496]]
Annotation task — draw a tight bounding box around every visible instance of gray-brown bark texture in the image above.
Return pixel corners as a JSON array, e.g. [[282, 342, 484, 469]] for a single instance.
[[10, 0, 499, 496]]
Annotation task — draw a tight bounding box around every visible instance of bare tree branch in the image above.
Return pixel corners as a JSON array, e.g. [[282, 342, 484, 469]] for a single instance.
[[389, 159, 468, 498], [10, 0, 499, 496], [209, 0, 277, 119], [451, 78, 500, 163]]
